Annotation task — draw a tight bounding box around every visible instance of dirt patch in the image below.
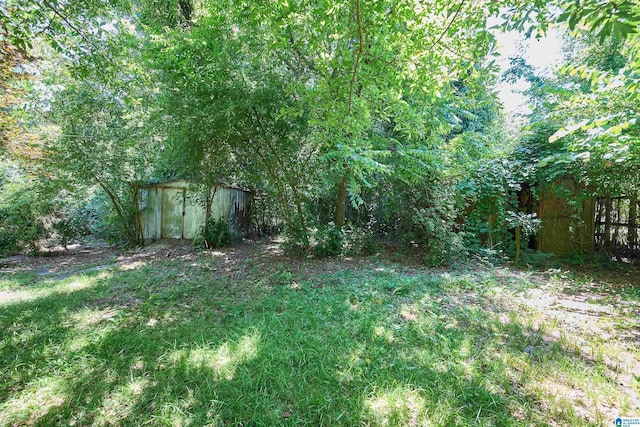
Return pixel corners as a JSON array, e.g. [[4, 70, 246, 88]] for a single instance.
[[0, 243, 117, 275], [0, 237, 433, 284], [0, 240, 199, 277], [498, 274, 640, 420]]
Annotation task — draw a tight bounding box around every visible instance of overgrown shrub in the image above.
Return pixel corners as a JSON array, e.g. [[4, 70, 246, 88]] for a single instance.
[[313, 223, 343, 257], [283, 222, 380, 258], [196, 217, 238, 249], [506, 211, 542, 265], [84, 194, 125, 244], [282, 224, 342, 257], [281, 231, 309, 256], [0, 209, 45, 256], [342, 224, 379, 256], [519, 250, 556, 268], [52, 208, 94, 249], [0, 185, 47, 256], [402, 203, 468, 267]]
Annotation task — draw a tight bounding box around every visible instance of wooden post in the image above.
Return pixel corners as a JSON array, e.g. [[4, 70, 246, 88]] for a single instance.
[[604, 194, 612, 254], [515, 224, 521, 266], [629, 192, 638, 250], [487, 213, 494, 247]]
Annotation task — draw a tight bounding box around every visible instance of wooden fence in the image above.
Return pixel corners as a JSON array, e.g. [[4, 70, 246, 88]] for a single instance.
[[594, 194, 639, 257]]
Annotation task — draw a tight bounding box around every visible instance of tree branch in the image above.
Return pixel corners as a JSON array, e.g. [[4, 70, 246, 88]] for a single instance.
[[348, 0, 364, 113], [32, 108, 61, 126], [36, 0, 117, 66], [440, 41, 474, 62], [429, 0, 465, 51]]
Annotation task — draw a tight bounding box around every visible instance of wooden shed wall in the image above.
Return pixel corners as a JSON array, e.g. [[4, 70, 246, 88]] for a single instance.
[[538, 182, 595, 255], [139, 181, 251, 240]]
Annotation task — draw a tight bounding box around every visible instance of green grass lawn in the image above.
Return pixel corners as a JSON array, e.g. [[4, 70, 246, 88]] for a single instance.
[[0, 242, 638, 426]]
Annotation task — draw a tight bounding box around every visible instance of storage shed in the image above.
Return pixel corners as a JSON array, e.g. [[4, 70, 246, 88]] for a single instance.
[[537, 186, 595, 254], [513, 179, 595, 255], [138, 180, 251, 240]]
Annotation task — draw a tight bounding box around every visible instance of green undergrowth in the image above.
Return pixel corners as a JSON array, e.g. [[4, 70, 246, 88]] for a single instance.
[[0, 254, 637, 426]]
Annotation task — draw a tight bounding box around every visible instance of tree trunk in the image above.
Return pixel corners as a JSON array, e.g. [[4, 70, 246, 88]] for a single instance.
[[97, 180, 141, 247], [335, 171, 348, 228], [98, 181, 128, 236], [629, 192, 637, 251], [514, 224, 521, 266], [204, 186, 217, 227], [604, 193, 612, 255], [130, 183, 144, 247]]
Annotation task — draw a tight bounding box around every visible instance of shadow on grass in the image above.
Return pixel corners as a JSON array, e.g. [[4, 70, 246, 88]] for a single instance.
[[0, 262, 623, 426]]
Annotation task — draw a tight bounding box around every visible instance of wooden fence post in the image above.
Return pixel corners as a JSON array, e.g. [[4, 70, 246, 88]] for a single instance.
[[604, 194, 612, 254], [630, 192, 638, 250]]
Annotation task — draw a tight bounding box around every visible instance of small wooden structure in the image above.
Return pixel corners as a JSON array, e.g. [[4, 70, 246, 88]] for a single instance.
[[514, 179, 595, 255], [138, 180, 251, 240], [537, 184, 595, 254], [535, 181, 639, 256], [594, 193, 639, 256]]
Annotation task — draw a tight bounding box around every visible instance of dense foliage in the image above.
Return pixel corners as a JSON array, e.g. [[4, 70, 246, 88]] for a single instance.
[[1, 0, 638, 262]]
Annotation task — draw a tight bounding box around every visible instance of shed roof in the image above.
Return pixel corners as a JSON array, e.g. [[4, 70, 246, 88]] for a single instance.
[[139, 179, 250, 193]]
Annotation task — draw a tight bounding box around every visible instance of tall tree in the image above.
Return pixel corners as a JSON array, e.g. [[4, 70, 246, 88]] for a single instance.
[[145, 0, 506, 247]]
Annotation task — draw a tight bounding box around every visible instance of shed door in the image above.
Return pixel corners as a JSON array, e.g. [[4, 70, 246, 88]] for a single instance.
[[162, 188, 185, 239], [539, 195, 574, 254]]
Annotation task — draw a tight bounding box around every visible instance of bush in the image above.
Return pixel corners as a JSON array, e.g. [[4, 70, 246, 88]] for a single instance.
[[84, 195, 124, 244], [0, 212, 45, 256], [281, 231, 309, 256], [342, 225, 379, 256], [519, 250, 556, 268], [196, 217, 238, 249], [282, 224, 342, 257], [282, 223, 380, 258], [0, 190, 47, 256], [405, 203, 468, 267], [313, 223, 343, 257], [52, 209, 93, 249], [425, 232, 468, 267]]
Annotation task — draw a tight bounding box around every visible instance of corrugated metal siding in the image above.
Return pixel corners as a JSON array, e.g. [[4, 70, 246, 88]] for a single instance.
[[139, 181, 251, 240]]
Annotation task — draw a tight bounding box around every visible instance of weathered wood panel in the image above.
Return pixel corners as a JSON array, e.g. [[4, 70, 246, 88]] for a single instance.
[[538, 181, 595, 255], [139, 180, 251, 241]]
